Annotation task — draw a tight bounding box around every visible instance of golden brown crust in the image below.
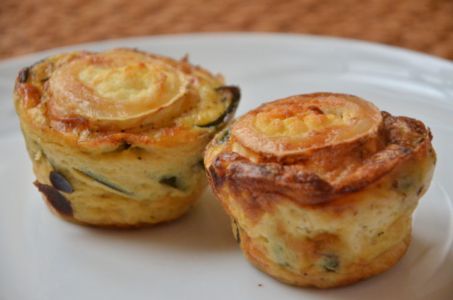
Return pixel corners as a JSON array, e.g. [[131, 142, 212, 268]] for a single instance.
[[204, 92, 436, 288], [15, 48, 240, 227], [207, 95, 433, 206], [14, 49, 237, 150]]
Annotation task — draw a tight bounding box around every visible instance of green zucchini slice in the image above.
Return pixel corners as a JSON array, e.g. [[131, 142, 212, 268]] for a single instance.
[[75, 169, 133, 196], [196, 86, 241, 128]]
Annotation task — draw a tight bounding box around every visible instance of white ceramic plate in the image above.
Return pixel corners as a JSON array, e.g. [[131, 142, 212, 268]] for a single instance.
[[1, 33, 452, 300]]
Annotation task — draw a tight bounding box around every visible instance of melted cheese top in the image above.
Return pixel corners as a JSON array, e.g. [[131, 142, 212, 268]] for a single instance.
[[78, 64, 158, 102], [46, 49, 227, 131], [232, 93, 382, 157]]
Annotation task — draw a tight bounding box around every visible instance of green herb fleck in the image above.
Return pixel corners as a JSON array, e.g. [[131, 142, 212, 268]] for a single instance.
[[217, 129, 230, 144], [322, 254, 339, 272]]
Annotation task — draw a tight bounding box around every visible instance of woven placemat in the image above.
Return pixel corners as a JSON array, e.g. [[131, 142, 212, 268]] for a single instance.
[[1, 0, 452, 60]]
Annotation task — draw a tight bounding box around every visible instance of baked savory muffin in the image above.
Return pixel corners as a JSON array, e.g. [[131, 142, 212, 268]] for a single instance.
[[205, 93, 436, 288], [14, 48, 240, 227]]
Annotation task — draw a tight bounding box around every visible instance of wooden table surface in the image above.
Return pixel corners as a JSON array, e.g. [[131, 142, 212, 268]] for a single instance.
[[1, 0, 452, 60]]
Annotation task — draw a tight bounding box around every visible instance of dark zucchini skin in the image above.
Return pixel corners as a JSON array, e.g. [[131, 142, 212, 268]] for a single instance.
[[196, 159, 205, 170], [116, 142, 132, 151], [159, 176, 184, 190], [196, 86, 241, 128], [49, 171, 74, 193], [18, 67, 30, 83], [232, 219, 241, 244], [76, 169, 133, 196], [34, 181, 73, 216]]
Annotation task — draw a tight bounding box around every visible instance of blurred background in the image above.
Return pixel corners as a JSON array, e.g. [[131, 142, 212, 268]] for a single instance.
[[1, 0, 452, 60]]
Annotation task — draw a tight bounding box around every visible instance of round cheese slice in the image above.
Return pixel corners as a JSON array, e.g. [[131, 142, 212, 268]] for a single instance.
[[48, 49, 192, 130], [232, 93, 382, 158]]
